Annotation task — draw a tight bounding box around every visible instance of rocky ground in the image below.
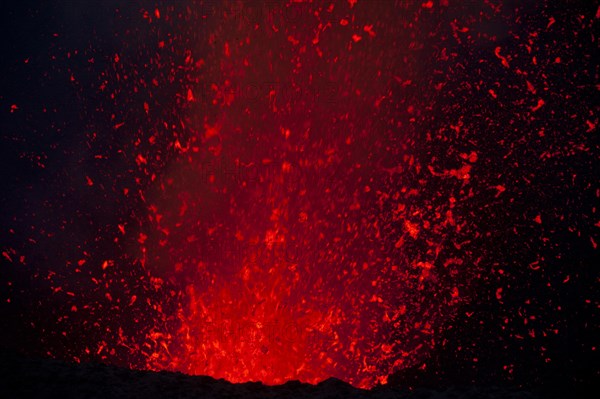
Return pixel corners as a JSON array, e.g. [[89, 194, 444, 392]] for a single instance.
[[0, 351, 542, 399]]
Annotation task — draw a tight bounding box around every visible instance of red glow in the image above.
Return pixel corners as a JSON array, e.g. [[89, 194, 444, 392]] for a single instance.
[[122, 1, 468, 387]]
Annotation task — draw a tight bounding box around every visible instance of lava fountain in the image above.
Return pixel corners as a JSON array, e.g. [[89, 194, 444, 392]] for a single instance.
[[130, 1, 468, 388], [2, 0, 596, 393]]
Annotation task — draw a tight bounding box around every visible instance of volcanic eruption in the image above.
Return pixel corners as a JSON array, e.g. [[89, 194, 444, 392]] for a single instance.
[[0, 0, 597, 396]]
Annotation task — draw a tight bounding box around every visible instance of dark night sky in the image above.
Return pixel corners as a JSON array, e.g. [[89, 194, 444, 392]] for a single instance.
[[0, 0, 598, 396]]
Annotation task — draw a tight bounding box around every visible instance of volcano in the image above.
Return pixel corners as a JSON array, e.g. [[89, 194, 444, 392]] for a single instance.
[[0, 0, 597, 397]]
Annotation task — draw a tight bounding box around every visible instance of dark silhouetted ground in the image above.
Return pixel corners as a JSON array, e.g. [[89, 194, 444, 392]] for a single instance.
[[0, 351, 544, 399]]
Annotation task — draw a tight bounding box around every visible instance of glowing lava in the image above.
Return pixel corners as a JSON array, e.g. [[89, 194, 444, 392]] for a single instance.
[[130, 1, 466, 387]]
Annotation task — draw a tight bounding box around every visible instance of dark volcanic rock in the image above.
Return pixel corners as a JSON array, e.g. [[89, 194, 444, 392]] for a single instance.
[[0, 351, 542, 399]]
